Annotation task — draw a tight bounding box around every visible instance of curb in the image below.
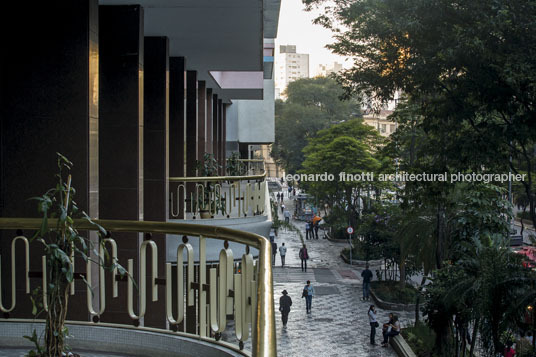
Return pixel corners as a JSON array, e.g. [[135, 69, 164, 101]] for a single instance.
[[369, 288, 416, 312], [339, 252, 383, 267], [390, 334, 417, 357], [326, 232, 348, 243]]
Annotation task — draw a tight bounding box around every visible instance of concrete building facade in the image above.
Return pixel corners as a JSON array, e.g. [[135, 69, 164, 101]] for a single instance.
[[0, 0, 280, 333], [275, 44, 309, 99], [314, 62, 343, 77]]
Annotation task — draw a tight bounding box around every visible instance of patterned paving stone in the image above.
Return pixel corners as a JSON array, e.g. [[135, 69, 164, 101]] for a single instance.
[[270, 193, 415, 356]]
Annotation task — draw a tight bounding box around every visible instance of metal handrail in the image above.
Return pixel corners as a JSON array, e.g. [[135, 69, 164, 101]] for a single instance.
[[169, 172, 268, 219], [0, 217, 276, 357], [170, 172, 266, 182]]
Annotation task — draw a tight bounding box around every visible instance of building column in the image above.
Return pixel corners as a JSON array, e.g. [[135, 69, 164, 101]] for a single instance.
[[198, 81, 206, 158], [212, 94, 219, 168], [169, 57, 186, 218], [218, 99, 224, 175], [222, 103, 227, 175], [186, 73, 198, 333], [99, 4, 144, 325], [0, 0, 99, 321], [206, 89, 213, 155], [185, 71, 198, 213], [143, 36, 169, 328]]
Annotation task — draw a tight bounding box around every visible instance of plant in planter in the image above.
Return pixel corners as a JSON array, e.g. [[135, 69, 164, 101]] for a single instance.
[[226, 152, 246, 176], [27, 153, 126, 356], [195, 153, 225, 217]]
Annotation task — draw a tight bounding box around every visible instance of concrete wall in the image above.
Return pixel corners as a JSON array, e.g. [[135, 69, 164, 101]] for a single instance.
[[227, 79, 275, 144], [0, 321, 246, 357]]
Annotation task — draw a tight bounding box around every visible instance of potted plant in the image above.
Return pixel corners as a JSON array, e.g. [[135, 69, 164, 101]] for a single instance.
[[26, 153, 127, 356], [195, 153, 225, 218], [226, 152, 246, 176]]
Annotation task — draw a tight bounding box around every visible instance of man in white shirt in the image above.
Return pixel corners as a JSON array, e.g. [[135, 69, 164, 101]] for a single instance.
[[279, 243, 287, 267], [283, 209, 291, 223]]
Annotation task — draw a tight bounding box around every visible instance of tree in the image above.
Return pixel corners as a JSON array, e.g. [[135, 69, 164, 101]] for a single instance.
[[303, 0, 536, 231], [299, 118, 384, 227], [271, 76, 361, 174], [426, 235, 531, 356]]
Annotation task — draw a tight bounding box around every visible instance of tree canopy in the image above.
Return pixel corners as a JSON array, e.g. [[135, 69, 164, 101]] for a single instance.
[[304, 0, 536, 229], [300, 118, 388, 227], [271, 76, 361, 174]]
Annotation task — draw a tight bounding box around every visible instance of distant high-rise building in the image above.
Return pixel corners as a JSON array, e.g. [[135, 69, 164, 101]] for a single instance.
[[275, 44, 309, 99], [315, 62, 343, 77]]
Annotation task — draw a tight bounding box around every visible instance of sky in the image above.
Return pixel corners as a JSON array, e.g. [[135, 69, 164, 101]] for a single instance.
[[275, 0, 351, 74]]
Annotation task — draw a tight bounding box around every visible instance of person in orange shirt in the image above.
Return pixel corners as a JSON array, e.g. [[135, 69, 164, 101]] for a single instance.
[[312, 214, 322, 239]]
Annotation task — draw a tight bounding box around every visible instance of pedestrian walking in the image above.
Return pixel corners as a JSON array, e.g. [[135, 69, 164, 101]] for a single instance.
[[281, 203, 285, 214], [381, 314, 400, 347], [279, 243, 287, 267], [276, 192, 281, 202], [279, 290, 292, 328], [283, 208, 291, 224], [368, 305, 378, 345], [305, 221, 311, 240], [271, 240, 277, 265], [280, 192, 284, 204], [302, 280, 315, 313], [361, 264, 373, 300], [292, 188, 296, 197], [299, 244, 309, 272], [288, 186, 292, 197]]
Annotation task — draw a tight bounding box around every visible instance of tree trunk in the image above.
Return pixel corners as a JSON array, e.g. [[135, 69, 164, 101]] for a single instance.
[[461, 327, 467, 357], [455, 321, 459, 357], [435, 202, 446, 269], [399, 257, 406, 288], [518, 145, 536, 231], [521, 206, 526, 234], [469, 318, 479, 357], [414, 276, 427, 326]]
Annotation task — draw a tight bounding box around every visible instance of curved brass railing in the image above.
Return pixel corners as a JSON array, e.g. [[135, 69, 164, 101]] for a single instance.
[[169, 173, 268, 219], [170, 172, 266, 182], [0, 217, 276, 357], [238, 159, 265, 176]]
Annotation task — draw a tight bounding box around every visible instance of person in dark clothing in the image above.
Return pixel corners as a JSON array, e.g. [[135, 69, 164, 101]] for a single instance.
[[299, 244, 309, 272], [361, 264, 373, 300], [311, 214, 322, 239], [368, 305, 378, 345], [279, 290, 292, 327], [271, 241, 277, 266]]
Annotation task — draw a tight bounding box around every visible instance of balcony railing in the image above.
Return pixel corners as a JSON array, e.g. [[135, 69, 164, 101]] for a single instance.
[[170, 173, 268, 220], [0, 218, 276, 357], [238, 159, 265, 176]]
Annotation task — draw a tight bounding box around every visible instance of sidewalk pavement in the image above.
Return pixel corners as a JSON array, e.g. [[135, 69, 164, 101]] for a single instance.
[[271, 193, 414, 356]]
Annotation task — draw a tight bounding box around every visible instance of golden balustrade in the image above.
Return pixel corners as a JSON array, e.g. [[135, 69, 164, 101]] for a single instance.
[[169, 172, 268, 220], [237, 159, 265, 176], [0, 218, 276, 357]]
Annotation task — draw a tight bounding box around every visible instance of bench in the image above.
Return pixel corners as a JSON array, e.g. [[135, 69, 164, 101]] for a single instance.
[[390, 334, 417, 357]]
